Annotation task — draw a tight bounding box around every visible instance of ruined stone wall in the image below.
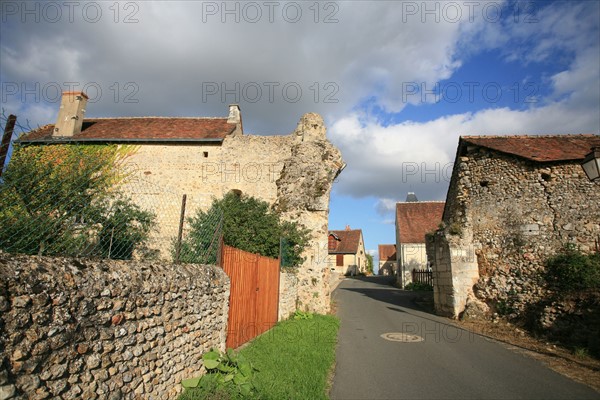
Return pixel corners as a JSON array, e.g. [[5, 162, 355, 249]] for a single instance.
[[121, 113, 344, 315], [0, 254, 229, 400], [434, 147, 600, 318]]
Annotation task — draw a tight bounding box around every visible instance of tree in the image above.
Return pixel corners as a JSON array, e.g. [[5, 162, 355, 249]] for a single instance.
[[177, 191, 311, 266], [0, 143, 155, 259], [366, 253, 374, 275]]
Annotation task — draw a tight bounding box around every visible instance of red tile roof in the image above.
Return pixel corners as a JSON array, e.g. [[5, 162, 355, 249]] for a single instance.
[[18, 117, 236, 143], [462, 135, 600, 163], [378, 244, 396, 261], [396, 202, 445, 244], [329, 229, 363, 254]]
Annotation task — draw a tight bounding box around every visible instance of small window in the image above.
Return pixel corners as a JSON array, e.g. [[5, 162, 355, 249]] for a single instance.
[[203, 151, 209, 158]]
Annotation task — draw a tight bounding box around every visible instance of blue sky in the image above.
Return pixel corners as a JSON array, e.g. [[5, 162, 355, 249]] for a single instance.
[[1, 1, 599, 271]]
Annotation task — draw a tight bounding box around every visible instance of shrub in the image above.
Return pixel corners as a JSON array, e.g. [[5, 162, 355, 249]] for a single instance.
[[544, 245, 600, 291]]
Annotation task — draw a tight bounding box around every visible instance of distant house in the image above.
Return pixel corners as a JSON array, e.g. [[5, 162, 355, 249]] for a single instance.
[[328, 226, 367, 275], [429, 135, 600, 318], [378, 244, 396, 276], [395, 200, 445, 287]]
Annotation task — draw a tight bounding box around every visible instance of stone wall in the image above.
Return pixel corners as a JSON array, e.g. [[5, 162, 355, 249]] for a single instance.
[[0, 254, 229, 400], [278, 271, 298, 321], [431, 145, 600, 318]]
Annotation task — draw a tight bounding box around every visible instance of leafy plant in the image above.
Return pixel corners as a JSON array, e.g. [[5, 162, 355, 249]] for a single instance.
[[544, 244, 600, 291], [447, 222, 462, 236], [182, 349, 257, 397], [293, 310, 314, 320], [574, 347, 589, 359]]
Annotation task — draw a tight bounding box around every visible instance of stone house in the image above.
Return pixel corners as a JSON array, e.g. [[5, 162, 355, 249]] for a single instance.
[[428, 135, 600, 318], [396, 200, 445, 287], [17, 91, 345, 314], [378, 244, 396, 276], [328, 226, 367, 275]]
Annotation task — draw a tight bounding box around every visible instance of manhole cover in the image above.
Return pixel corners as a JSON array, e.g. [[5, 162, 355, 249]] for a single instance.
[[380, 332, 424, 342]]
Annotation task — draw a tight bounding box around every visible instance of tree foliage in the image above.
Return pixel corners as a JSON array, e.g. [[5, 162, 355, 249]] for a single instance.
[[178, 191, 311, 266], [366, 253, 374, 275], [0, 144, 155, 259]]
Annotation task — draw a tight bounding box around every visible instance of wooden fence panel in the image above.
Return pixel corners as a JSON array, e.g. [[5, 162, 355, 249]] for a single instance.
[[222, 245, 279, 349]]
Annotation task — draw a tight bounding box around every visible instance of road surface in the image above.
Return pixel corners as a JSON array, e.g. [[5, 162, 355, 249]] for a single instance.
[[330, 276, 599, 400]]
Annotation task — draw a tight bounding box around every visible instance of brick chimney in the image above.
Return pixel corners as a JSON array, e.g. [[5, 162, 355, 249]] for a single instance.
[[53, 91, 88, 137], [227, 104, 243, 136], [345, 225, 351, 231]]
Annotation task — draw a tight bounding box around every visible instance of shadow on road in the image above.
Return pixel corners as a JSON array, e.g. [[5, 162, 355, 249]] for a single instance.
[[340, 275, 435, 315]]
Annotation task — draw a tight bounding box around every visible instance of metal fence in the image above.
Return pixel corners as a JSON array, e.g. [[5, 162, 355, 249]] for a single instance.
[[0, 112, 222, 263]]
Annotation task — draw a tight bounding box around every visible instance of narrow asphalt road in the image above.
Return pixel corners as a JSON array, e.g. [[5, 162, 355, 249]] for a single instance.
[[330, 276, 600, 400]]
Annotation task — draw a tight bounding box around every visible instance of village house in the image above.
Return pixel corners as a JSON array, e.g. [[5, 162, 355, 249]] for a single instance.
[[395, 197, 445, 287], [328, 226, 367, 275], [17, 91, 345, 314], [428, 135, 600, 318], [378, 244, 396, 276]]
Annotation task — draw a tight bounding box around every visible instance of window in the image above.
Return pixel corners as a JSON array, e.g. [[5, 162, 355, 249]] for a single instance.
[[203, 151, 209, 158], [336, 254, 344, 266]]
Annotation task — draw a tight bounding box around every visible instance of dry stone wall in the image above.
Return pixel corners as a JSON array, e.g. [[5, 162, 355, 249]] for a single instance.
[[0, 253, 229, 400], [432, 146, 600, 318]]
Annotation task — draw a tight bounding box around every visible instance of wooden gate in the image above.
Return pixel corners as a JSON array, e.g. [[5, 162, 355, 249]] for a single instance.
[[221, 245, 280, 349], [412, 268, 433, 286]]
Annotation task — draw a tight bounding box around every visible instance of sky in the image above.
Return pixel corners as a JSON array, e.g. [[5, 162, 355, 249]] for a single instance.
[[1, 0, 599, 272]]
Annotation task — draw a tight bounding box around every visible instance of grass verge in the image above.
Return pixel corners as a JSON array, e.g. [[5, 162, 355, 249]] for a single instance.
[[179, 314, 339, 400]]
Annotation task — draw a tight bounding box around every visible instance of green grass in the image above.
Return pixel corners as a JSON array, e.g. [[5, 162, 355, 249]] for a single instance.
[[179, 314, 340, 400]]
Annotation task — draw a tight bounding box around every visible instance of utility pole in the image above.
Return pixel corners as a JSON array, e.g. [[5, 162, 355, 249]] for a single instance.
[[0, 114, 17, 177]]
